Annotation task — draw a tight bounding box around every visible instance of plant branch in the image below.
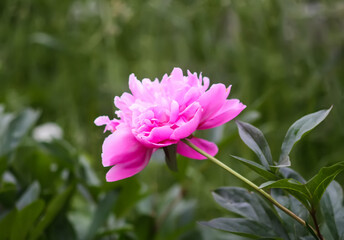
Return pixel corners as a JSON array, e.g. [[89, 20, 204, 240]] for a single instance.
[[182, 139, 320, 238], [310, 208, 324, 240]]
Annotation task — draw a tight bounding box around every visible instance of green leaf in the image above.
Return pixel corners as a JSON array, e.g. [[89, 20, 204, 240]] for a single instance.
[[163, 144, 178, 172], [0, 210, 16, 239], [200, 218, 280, 238], [260, 179, 312, 210], [271, 189, 312, 239], [320, 181, 344, 240], [16, 181, 41, 210], [0, 182, 17, 208], [84, 190, 119, 240], [11, 200, 45, 240], [0, 108, 40, 156], [231, 155, 278, 181], [29, 184, 75, 240], [236, 121, 273, 169], [212, 187, 270, 223], [279, 107, 332, 167], [212, 187, 289, 239], [306, 161, 344, 207], [279, 168, 306, 184], [305, 222, 321, 240], [46, 214, 77, 240], [114, 179, 143, 217]]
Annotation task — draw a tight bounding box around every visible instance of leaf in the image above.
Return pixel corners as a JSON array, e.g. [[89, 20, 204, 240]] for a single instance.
[[16, 181, 41, 210], [0, 210, 16, 240], [279, 107, 332, 167], [279, 168, 306, 184], [212, 187, 270, 223], [163, 144, 178, 172], [320, 181, 343, 240], [306, 161, 344, 207], [0, 108, 40, 156], [46, 214, 77, 240], [212, 187, 289, 239], [11, 200, 45, 240], [231, 155, 278, 181], [236, 121, 273, 169], [113, 179, 142, 217], [83, 190, 119, 240], [29, 184, 75, 240], [305, 222, 321, 240], [271, 189, 312, 239], [200, 218, 280, 238], [0, 182, 17, 208], [260, 179, 312, 210]]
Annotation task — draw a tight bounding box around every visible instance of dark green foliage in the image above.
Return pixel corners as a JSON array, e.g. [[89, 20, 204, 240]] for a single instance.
[[205, 108, 344, 239], [279, 107, 332, 167], [235, 121, 273, 169], [163, 145, 178, 172]]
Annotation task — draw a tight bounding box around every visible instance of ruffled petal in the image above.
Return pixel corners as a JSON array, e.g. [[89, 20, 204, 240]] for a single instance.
[[169, 100, 179, 123], [146, 125, 174, 143], [177, 137, 218, 160], [198, 99, 246, 130], [94, 116, 110, 126], [102, 127, 149, 167], [94, 116, 119, 133], [170, 67, 184, 80], [106, 148, 153, 181], [198, 84, 230, 124], [170, 103, 202, 140]]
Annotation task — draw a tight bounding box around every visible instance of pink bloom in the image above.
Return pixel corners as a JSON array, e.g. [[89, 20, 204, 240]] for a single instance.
[[95, 68, 246, 181]]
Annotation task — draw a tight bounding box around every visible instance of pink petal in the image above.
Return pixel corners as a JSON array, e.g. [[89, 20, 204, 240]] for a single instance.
[[129, 74, 153, 101], [146, 125, 174, 143], [183, 87, 201, 106], [106, 148, 153, 181], [187, 70, 199, 86], [202, 76, 210, 90], [169, 100, 179, 123], [170, 103, 202, 140], [102, 127, 149, 167], [198, 84, 230, 124], [94, 116, 119, 133], [94, 116, 110, 126], [170, 67, 184, 80], [177, 137, 218, 160], [198, 99, 246, 130], [114, 93, 135, 110]]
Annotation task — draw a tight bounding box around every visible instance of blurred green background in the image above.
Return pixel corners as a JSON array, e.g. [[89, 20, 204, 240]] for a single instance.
[[0, 0, 343, 239]]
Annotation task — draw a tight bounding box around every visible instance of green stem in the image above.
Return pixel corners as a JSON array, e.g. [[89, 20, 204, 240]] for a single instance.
[[310, 208, 324, 240], [182, 139, 319, 237]]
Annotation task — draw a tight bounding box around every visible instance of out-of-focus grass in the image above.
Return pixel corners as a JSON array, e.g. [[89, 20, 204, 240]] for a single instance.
[[1, 0, 344, 231]]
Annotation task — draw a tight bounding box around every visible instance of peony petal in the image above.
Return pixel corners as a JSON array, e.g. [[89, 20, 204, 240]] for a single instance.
[[177, 137, 218, 160], [106, 148, 153, 181], [102, 127, 149, 167], [169, 100, 179, 123], [94, 116, 110, 126], [187, 70, 199, 86], [170, 103, 202, 140], [198, 99, 246, 130], [198, 84, 230, 124], [114, 92, 135, 109], [202, 76, 210, 90], [94, 116, 119, 133], [146, 125, 174, 143], [170, 67, 184, 80]]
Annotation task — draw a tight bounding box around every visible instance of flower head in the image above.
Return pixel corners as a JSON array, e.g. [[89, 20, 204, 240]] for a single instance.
[[95, 68, 246, 181]]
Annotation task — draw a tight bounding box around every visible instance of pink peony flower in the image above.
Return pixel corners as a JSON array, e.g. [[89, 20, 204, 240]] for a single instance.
[[95, 68, 246, 181]]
